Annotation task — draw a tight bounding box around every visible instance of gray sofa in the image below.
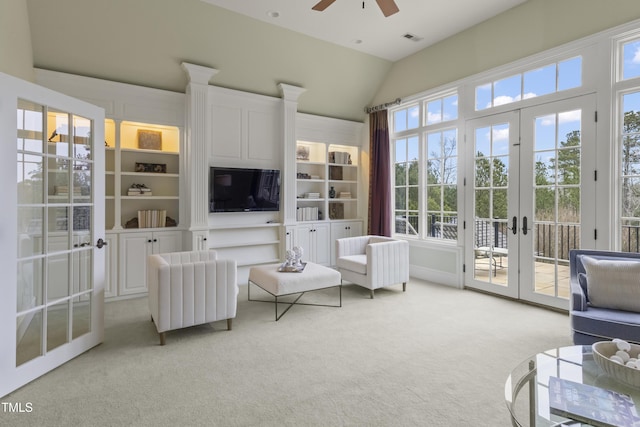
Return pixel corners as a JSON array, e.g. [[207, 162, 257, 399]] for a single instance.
[[569, 249, 640, 345]]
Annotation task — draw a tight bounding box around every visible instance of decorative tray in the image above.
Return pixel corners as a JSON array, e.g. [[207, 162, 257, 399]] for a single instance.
[[278, 262, 307, 273]]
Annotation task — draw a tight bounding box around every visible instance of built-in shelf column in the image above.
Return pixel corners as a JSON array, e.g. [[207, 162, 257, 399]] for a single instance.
[[182, 63, 219, 250], [278, 83, 306, 225]]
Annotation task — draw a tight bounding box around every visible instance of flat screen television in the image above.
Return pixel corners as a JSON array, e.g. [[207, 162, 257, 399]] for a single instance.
[[209, 167, 281, 213]]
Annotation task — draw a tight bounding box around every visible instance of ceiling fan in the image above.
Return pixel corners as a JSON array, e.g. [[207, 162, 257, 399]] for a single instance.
[[312, 0, 399, 17]]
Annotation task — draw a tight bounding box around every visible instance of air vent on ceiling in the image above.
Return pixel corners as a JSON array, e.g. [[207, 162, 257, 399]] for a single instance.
[[402, 33, 423, 42]]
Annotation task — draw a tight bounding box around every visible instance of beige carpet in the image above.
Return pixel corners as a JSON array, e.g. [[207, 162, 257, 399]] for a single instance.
[[2, 279, 572, 426]]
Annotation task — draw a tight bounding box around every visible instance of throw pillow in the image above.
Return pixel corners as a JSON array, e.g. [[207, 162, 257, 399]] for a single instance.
[[582, 256, 640, 312]]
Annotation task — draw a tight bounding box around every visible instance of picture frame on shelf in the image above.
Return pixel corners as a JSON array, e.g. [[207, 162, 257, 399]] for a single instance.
[[329, 202, 344, 220], [296, 145, 310, 161], [137, 129, 162, 150], [329, 165, 343, 180]]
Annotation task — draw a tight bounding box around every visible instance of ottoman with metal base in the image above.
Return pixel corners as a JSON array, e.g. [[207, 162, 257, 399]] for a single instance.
[[248, 262, 342, 321]]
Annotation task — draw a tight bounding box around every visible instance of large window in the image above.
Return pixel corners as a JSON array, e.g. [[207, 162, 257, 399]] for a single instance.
[[475, 57, 582, 111], [392, 94, 459, 240], [617, 34, 640, 253], [620, 91, 640, 251], [391, 51, 585, 244]]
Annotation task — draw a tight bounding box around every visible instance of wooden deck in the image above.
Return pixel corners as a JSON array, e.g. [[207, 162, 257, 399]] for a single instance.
[[473, 256, 570, 299]]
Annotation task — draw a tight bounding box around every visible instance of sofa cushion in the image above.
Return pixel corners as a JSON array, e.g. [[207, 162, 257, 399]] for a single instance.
[[336, 254, 367, 275], [582, 256, 640, 312], [571, 305, 640, 345]]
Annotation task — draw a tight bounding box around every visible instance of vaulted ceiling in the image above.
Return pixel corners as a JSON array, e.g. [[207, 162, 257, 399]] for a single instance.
[[25, 0, 527, 122], [200, 0, 526, 61]]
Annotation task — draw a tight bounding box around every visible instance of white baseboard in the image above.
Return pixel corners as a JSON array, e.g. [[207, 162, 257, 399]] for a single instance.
[[409, 265, 462, 289]]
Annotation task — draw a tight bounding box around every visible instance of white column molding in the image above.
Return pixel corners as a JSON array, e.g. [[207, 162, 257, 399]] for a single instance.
[[182, 63, 219, 240], [278, 83, 306, 225]]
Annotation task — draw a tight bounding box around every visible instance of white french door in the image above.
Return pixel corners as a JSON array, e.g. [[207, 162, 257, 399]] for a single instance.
[[0, 72, 105, 397], [464, 95, 596, 310]]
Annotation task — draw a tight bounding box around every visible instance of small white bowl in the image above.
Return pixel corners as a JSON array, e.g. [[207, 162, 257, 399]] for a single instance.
[[592, 341, 640, 388]]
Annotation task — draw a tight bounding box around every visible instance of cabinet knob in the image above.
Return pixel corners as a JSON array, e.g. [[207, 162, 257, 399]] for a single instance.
[[203, 237, 207, 241], [148, 239, 152, 243], [153, 239, 158, 242]]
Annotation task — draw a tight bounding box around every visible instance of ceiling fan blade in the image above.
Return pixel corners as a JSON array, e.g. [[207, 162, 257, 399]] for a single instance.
[[376, 0, 399, 17], [312, 0, 337, 12]]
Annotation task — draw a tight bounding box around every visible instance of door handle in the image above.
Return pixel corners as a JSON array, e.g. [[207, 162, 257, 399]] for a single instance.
[[522, 216, 528, 235], [96, 238, 108, 249], [507, 216, 518, 235]]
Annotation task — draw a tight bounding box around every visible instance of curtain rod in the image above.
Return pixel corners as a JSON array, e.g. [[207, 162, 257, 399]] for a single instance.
[[365, 98, 401, 114]]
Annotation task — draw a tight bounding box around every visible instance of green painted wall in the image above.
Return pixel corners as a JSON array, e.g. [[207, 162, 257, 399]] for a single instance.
[[372, 0, 640, 106], [0, 0, 34, 81]]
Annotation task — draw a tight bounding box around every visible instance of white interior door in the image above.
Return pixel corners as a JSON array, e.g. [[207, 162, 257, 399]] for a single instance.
[[0, 72, 105, 398], [465, 95, 596, 309]]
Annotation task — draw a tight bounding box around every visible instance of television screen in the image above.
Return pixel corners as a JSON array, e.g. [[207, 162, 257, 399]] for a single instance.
[[209, 167, 281, 212]]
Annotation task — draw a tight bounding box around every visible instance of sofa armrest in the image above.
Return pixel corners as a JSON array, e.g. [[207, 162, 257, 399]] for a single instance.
[[366, 239, 409, 286], [570, 275, 588, 312]]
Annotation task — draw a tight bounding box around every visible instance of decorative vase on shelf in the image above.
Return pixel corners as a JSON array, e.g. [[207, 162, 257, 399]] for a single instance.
[[329, 186, 336, 198]]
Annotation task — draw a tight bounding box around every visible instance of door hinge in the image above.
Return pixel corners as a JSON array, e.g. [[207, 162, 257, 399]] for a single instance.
[[595, 111, 598, 122], [463, 264, 466, 273], [594, 170, 598, 181], [594, 229, 598, 240], [463, 221, 466, 230], [463, 177, 466, 186]]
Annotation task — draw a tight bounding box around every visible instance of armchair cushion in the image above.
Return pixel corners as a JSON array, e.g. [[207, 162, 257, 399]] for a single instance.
[[582, 256, 640, 312], [336, 254, 367, 275]]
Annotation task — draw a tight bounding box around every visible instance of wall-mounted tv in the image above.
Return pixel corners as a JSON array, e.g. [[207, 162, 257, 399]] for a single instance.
[[209, 167, 281, 213]]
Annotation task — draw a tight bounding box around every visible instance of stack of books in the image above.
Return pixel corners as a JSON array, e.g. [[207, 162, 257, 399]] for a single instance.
[[305, 192, 320, 199], [549, 377, 640, 427], [128, 184, 152, 196], [296, 207, 319, 221], [137, 209, 166, 228], [339, 192, 352, 199], [328, 151, 351, 165]]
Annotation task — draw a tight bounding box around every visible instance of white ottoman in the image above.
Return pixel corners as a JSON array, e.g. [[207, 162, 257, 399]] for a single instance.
[[248, 262, 342, 320]]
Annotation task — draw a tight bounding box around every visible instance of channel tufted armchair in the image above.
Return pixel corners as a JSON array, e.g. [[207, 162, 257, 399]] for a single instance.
[[147, 250, 238, 345], [336, 235, 409, 299]]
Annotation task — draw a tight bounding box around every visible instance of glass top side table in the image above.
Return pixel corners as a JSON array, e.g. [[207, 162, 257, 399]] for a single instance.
[[505, 345, 640, 426]]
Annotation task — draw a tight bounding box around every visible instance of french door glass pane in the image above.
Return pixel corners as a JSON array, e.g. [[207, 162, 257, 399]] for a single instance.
[[72, 294, 91, 339], [16, 310, 43, 366], [532, 109, 581, 298], [47, 301, 69, 352]]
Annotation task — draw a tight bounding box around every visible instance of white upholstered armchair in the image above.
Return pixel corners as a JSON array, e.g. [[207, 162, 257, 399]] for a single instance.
[[147, 250, 238, 345], [336, 235, 409, 299]]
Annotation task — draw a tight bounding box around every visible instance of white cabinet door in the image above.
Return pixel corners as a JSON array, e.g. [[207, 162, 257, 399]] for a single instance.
[[313, 223, 331, 266], [153, 230, 182, 254], [296, 223, 330, 265], [119, 230, 182, 296], [296, 224, 313, 261], [119, 232, 152, 296]]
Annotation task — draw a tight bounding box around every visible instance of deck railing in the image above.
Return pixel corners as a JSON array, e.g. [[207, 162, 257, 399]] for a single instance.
[[395, 215, 640, 256]]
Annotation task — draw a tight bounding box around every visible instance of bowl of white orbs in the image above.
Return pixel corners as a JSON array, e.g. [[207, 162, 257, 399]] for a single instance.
[[592, 339, 640, 388]]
